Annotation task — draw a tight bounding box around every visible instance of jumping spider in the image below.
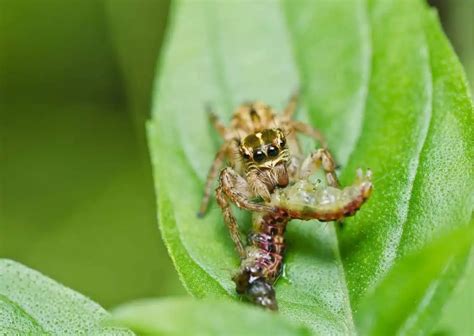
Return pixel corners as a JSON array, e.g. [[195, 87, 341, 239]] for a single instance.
[[198, 92, 339, 255], [198, 93, 372, 310]]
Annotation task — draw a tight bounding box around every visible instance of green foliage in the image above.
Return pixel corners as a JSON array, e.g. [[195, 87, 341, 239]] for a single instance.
[[437, 0, 474, 95], [0, 0, 183, 307], [113, 297, 311, 336], [0, 0, 472, 334], [0, 260, 308, 335], [434, 3, 474, 332], [148, 0, 473, 334], [356, 224, 474, 335], [0, 259, 132, 335], [437, 256, 474, 335], [104, 0, 171, 152]]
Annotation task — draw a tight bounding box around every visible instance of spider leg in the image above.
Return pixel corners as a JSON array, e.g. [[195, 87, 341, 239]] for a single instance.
[[198, 143, 228, 217], [216, 185, 246, 258], [287, 156, 302, 181], [299, 148, 340, 187], [216, 167, 274, 258], [290, 120, 327, 148], [219, 167, 275, 213], [207, 104, 228, 138], [282, 90, 299, 120]]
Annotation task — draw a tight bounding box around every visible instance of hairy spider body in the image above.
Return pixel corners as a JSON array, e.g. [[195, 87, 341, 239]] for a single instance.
[[198, 93, 372, 310], [198, 94, 329, 224]]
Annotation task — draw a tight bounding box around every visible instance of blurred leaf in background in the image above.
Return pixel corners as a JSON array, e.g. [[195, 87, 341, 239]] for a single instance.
[[0, 259, 132, 334], [355, 223, 474, 335], [113, 297, 311, 336], [0, 0, 184, 308], [105, 0, 170, 156], [428, 1, 474, 335], [431, 0, 474, 93]]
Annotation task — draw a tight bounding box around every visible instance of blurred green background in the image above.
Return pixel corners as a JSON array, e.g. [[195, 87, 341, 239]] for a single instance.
[[0, 0, 185, 308], [0, 0, 472, 330]]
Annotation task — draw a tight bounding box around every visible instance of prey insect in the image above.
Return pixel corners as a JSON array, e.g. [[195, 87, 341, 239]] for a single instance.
[[198, 93, 372, 310], [233, 169, 372, 310]]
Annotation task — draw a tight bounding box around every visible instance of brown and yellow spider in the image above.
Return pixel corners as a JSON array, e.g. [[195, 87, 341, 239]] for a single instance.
[[198, 93, 338, 254], [198, 93, 372, 310]]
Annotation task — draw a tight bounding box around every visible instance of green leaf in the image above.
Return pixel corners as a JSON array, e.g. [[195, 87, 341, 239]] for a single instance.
[[0, 259, 132, 335], [0, 0, 184, 307], [104, 0, 171, 151], [436, 0, 474, 95], [435, 250, 474, 335], [355, 223, 474, 335], [112, 297, 311, 336], [148, 0, 474, 334]]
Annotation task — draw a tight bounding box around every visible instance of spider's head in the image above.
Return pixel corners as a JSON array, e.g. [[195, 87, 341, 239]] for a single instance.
[[239, 128, 288, 169], [238, 128, 289, 195]]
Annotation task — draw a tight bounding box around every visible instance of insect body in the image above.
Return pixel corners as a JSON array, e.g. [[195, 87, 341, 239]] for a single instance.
[[232, 169, 372, 310], [199, 93, 372, 310]]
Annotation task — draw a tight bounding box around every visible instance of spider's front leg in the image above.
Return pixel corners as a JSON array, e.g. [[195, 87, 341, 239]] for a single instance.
[[216, 167, 275, 258], [299, 148, 340, 187]]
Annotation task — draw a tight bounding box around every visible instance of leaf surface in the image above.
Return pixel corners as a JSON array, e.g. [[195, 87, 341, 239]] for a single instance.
[[113, 297, 311, 336], [148, 0, 474, 333], [355, 223, 474, 335], [0, 259, 132, 335]]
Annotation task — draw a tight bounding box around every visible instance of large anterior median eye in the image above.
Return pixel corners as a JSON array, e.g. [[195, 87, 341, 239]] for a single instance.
[[267, 145, 278, 157], [253, 150, 266, 162]]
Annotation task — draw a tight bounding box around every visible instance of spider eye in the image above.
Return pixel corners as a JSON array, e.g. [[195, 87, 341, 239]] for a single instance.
[[242, 152, 251, 160], [280, 138, 286, 147], [267, 145, 278, 157], [253, 150, 266, 162]]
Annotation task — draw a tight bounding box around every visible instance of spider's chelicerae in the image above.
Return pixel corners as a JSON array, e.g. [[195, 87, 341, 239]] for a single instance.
[[198, 93, 372, 310]]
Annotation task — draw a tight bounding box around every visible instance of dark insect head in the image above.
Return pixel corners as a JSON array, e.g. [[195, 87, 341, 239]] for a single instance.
[[232, 271, 278, 311], [246, 278, 278, 311]]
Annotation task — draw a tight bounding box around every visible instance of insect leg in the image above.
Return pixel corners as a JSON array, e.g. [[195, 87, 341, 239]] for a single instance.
[[299, 148, 340, 187]]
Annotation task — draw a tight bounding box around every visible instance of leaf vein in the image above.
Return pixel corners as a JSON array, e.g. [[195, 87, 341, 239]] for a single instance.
[[390, 15, 434, 266], [0, 293, 48, 335]]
